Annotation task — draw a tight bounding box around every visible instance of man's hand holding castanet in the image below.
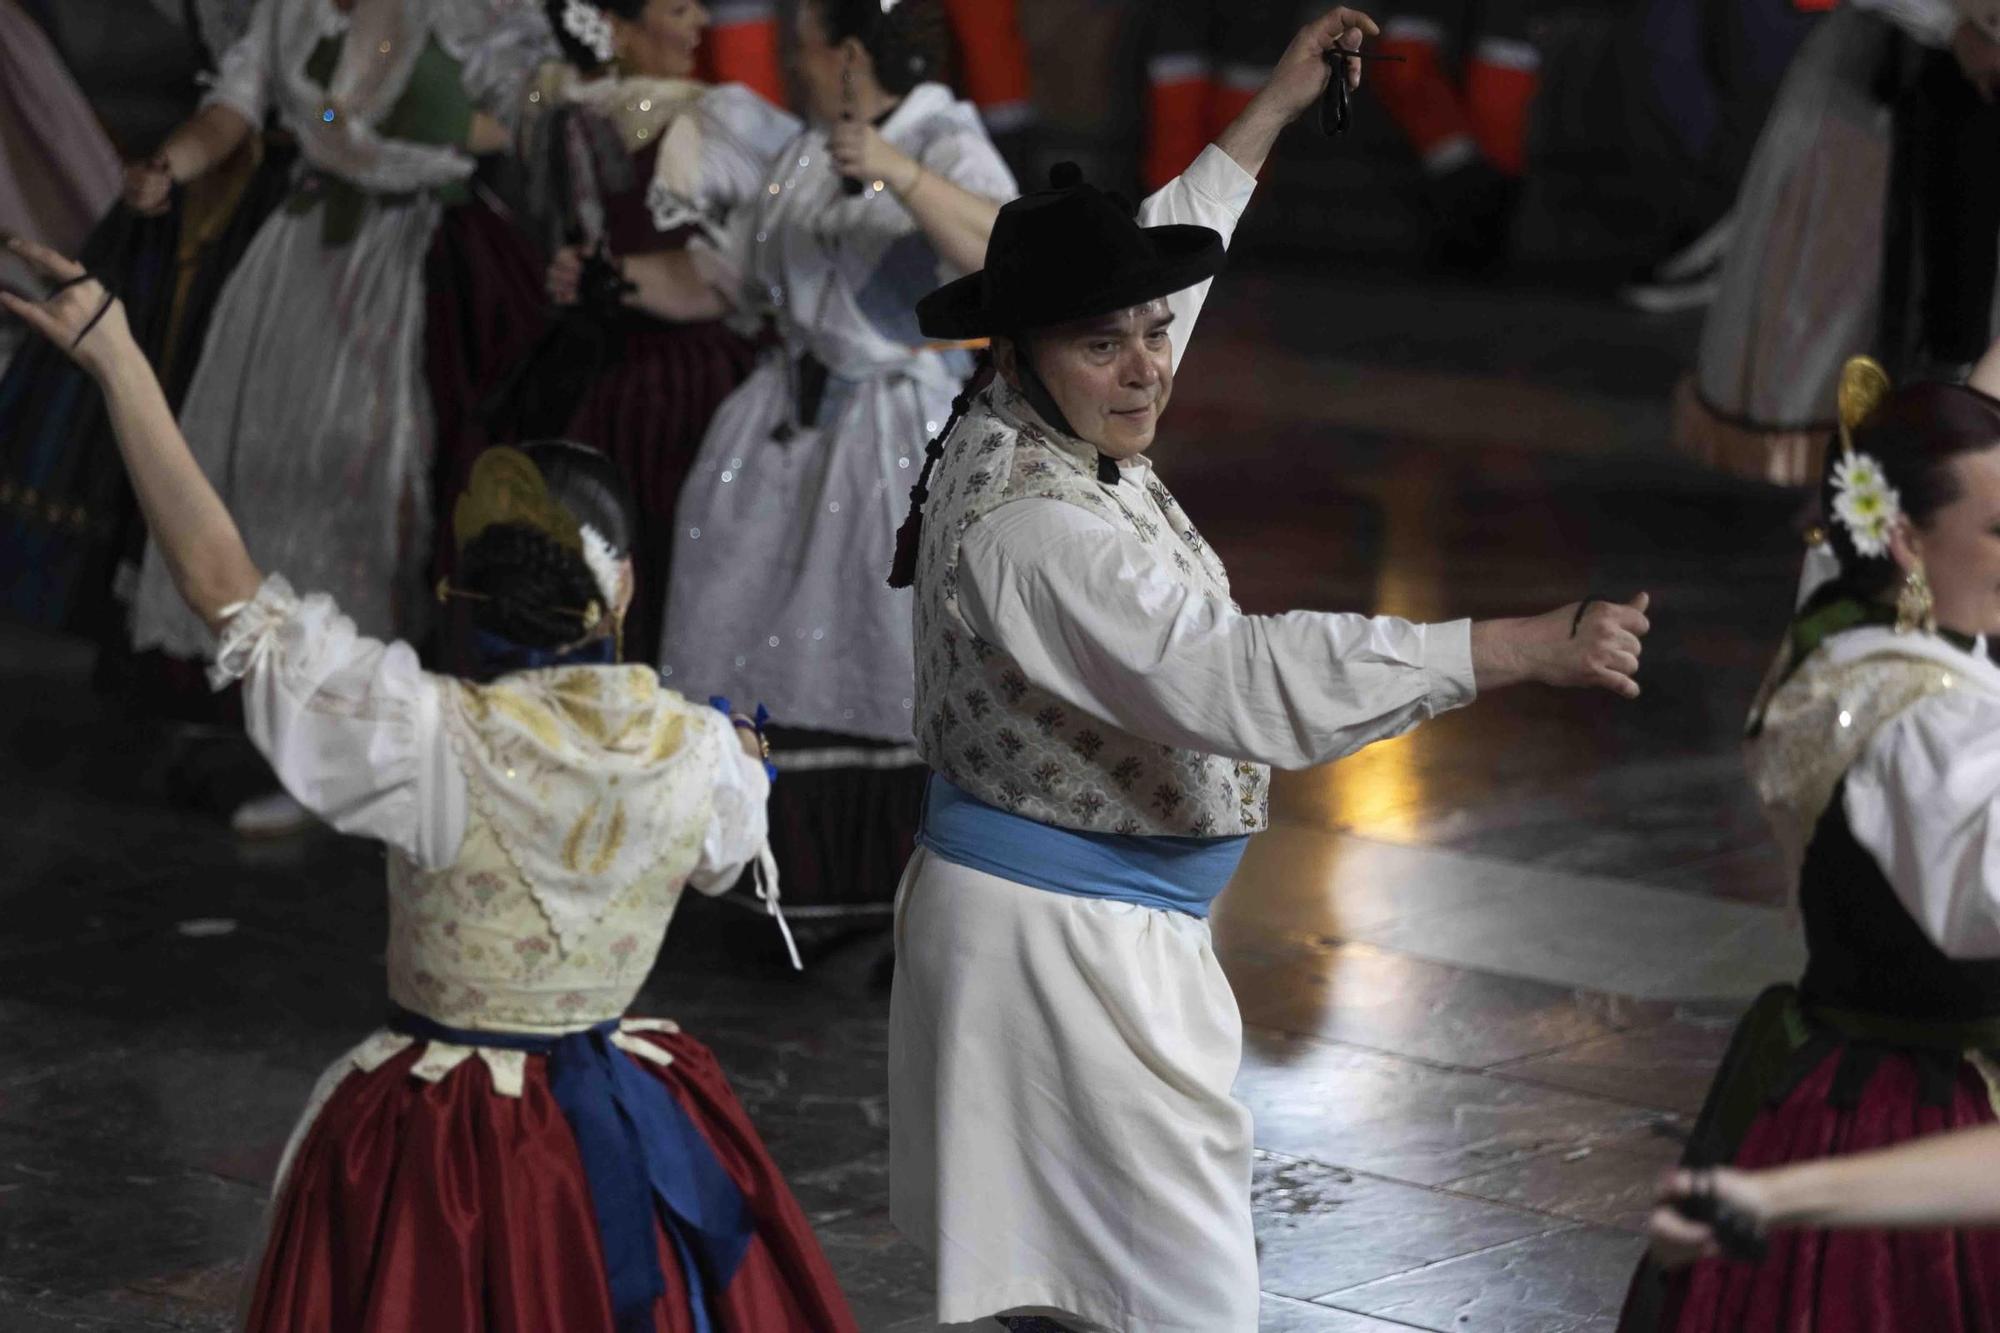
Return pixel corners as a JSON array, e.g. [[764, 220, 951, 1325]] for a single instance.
[[1472, 592, 1652, 699]]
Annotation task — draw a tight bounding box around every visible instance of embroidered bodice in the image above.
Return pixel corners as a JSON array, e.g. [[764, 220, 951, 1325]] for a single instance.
[[211, 576, 773, 1037]]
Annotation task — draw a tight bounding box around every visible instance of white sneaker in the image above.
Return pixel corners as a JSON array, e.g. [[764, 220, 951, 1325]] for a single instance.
[[230, 790, 315, 839], [1619, 212, 1736, 313], [1656, 212, 1736, 283], [1619, 268, 1723, 314]]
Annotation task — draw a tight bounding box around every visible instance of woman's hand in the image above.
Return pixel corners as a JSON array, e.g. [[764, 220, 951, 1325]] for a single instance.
[[122, 155, 175, 216], [465, 110, 512, 156], [1471, 592, 1651, 698], [828, 117, 916, 194], [3, 239, 261, 626], [0, 237, 137, 378], [546, 244, 586, 306], [1953, 21, 2000, 102], [1647, 1168, 1769, 1268]]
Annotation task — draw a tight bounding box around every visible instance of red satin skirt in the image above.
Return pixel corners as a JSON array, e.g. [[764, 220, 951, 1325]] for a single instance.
[[1655, 1045, 2000, 1332], [244, 1026, 858, 1333]]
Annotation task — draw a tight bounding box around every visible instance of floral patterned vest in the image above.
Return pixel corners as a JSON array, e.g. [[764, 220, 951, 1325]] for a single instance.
[[913, 380, 1271, 837]]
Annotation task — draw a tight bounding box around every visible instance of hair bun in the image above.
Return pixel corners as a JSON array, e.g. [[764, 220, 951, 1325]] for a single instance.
[[1048, 161, 1084, 190]]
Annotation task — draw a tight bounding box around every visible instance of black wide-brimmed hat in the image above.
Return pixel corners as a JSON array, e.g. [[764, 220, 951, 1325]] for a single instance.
[[916, 163, 1226, 340]]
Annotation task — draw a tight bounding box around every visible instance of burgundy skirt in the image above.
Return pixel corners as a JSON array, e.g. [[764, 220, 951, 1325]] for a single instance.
[[423, 201, 756, 657], [1644, 1039, 2000, 1332], [245, 1027, 858, 1333], [554, 315, 757, 656]]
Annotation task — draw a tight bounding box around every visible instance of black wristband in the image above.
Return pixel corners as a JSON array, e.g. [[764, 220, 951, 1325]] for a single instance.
[[1570, 597, 1601, 639], [1670, 1169, 1770, 1263], [71, 289, 116, 351]]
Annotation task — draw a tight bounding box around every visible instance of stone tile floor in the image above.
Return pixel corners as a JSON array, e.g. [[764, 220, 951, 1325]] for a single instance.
[[0, 264, 1810, 1329]]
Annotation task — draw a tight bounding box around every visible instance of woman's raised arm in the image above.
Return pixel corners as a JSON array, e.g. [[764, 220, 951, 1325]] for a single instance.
[[1, 237, 261, 627]]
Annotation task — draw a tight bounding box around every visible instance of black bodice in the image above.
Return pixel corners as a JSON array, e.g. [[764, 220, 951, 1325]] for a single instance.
[[1798, 779, 2000, 1021]]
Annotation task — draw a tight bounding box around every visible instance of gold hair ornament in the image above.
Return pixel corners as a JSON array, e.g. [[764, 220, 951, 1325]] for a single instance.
[[1836, 356, 1892, 458], [442, 448, 622, 649], [1828, 356, 1902, 561], [452, 447, 583, 556]]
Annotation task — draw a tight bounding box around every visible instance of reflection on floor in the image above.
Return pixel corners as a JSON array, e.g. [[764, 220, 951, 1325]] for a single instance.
[[0, 267, 1811, 1331]]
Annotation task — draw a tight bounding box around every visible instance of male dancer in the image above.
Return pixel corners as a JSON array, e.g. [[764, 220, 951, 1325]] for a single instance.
[[886, 9, 1654, 1330]]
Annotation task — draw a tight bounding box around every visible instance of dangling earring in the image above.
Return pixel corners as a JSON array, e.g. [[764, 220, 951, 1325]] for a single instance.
[[1895, 565, 1937, 635]]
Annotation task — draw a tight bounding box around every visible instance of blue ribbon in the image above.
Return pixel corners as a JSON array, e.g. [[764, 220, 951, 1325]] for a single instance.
[[707, 695, 778, 782], [386, 1007, 751, 1332], [471, 627, 616, 676]]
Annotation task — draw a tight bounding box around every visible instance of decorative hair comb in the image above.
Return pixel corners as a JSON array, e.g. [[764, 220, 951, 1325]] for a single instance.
[[1829, 356, 1899, 560], [452, 447, 583, 555]]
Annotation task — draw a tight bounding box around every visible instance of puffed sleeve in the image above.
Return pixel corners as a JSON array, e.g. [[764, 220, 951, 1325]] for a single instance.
[[956, 501, 1477, 770], [1136, 143, 1258, 371], [914, 121, 1017, 282], [445, 0, 561, 128], [1845, 686, 2000, 958], [198, 0, 276, 128], [686, 708, 773, 895], [210, 575, 464, 868], [647, 84, 802, 306], [1849, 0, 1962, 45]]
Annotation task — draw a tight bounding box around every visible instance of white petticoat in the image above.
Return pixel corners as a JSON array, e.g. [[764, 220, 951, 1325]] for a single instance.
[[888, 847, 1257, 1333]]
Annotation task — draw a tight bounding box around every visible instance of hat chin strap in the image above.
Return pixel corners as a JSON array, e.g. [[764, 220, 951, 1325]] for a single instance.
[[1014, 338, 1121, 486]]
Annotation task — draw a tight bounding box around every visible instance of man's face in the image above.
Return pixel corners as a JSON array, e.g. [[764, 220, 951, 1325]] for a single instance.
[[1003, 300, 1176, 459]]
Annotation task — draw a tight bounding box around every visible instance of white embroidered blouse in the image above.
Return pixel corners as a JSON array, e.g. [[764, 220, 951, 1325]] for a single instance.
[[210, 576, 774, 1049], [1834, 630, 2000, 958], [213, 575, 767, 877]]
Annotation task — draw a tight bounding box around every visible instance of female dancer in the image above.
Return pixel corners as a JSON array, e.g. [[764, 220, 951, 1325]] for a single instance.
[[469, 0, 796, 660], [1620, 357, 2000, 1330], [0, 0, 302, 750], [1674, 0, 1999, 486], [3, 233, 857, 1332], [629, 0, 1016, 920], [119, 0, 555, 832]]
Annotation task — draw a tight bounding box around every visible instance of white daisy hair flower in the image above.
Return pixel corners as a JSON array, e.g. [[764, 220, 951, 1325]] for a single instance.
[[578, 522, 622, 616], [1830, 451, 1901, 560], [562, 0, 616, 64]]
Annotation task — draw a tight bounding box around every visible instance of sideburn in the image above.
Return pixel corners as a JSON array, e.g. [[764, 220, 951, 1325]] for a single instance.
[[1011, 336, 1120, 485]]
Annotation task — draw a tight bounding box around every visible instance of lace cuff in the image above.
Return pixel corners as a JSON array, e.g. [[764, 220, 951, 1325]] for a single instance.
[[207, 572, 302, 690]]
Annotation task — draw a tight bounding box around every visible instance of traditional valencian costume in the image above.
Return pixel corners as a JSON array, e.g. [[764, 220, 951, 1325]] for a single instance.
[[1675, 0, 2000, 486], [126, 0, 556, 659], [1623, 361, 2000, 1331], [887, 155, 1483, 1332], [654, 60, 1017, 920], [0, 0, 292, 643], [208, 446, 857, 1330], [446, 40, 795, 663]]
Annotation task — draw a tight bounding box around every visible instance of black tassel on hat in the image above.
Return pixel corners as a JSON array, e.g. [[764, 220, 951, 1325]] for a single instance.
[[887, 355, 993, 589]]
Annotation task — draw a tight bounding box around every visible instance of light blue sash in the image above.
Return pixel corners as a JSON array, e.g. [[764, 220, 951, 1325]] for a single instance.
[[917, 774, 1249, 918]]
